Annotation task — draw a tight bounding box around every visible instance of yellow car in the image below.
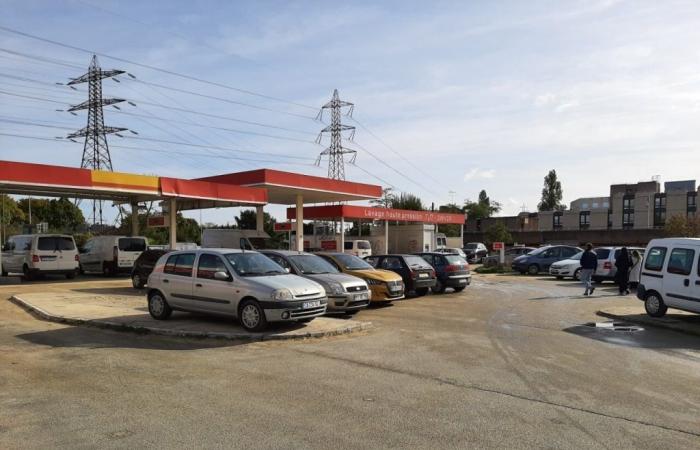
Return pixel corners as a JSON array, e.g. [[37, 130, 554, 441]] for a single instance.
[[317, 252, 405, 302]]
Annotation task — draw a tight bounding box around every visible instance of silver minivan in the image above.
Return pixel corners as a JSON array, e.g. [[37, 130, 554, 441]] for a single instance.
[[147, 249, 328, 331], [262, 250, 370, 314]]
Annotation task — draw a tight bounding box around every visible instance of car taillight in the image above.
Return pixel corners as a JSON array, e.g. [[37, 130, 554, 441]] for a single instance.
[[75, 254, 80, 261], [445, 264, 457, 273], [113, 246, 118, 262], [410, 269, 417, 279], [603, 262, 612, 270], [32, 254, 39, 263], [430, 269, 436, 278]]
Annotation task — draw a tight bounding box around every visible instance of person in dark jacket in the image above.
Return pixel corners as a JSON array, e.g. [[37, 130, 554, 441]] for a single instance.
[[580, 243, 598, 296], [615, 247, 632, 295]]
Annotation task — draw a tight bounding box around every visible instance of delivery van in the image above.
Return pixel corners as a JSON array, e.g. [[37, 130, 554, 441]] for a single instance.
[[80, 235, 148, 275], [1, 234, 80, 279]]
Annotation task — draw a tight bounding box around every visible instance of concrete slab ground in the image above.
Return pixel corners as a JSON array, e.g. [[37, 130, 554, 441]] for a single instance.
[[598, 305, 700, 337], [7, 282, 371, 341]]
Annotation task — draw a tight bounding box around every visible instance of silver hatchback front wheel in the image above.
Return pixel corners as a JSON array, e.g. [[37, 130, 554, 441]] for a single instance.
[[148, 291, 172, 320], [239, 299, 267, 332]]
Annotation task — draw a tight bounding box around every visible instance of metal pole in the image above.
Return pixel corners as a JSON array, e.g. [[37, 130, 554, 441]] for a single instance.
[[384, 219, 389, 254], [295, 194, 304, 251], [169, 198, 177, 250], [340, 217, 345, 252], [28, 196, 32, 226], [256, 205, 264, 232], [358, 219, 362, 237]]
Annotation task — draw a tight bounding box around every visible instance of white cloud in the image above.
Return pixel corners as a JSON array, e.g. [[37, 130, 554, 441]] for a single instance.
[[464, 168, 496, 181]]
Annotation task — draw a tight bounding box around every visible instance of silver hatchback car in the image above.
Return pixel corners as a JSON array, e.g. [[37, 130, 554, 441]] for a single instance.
[[261, 250, 370, 314], [147, 249, 328, 331]]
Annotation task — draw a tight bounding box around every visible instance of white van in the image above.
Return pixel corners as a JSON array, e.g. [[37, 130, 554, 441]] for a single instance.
[[637, 238, 700, 317], [80, 235, 148, 275], [343, 240, 372, 258], [1, 234, 80, 279]]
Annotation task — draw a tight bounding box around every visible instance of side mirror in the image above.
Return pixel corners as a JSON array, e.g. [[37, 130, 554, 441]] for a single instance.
[[214, 271, 232, 282]]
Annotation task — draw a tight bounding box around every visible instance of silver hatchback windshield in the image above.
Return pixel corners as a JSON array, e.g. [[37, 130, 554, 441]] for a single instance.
[[225, 253, 286, 276]]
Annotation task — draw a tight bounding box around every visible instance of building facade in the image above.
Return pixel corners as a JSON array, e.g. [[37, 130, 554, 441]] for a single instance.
[[463, 179, 698, 246]]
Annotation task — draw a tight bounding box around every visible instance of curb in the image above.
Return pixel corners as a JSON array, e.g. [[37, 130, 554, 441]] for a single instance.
[[9, 295, 373, 342], [596, 309, 700, 338]]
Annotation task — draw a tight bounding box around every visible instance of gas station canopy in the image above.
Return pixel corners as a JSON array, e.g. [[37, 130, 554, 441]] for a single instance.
[[198, 169, 382, 204], [287, 204, 466, 224]]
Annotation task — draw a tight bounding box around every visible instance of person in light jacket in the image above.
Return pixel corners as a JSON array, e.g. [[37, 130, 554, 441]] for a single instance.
[[580, 243, 598, 296], [629, 249, 643, 287]]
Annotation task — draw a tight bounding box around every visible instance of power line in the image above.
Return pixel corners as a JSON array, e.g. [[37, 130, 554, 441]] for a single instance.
[[0, 26, 318, 112]]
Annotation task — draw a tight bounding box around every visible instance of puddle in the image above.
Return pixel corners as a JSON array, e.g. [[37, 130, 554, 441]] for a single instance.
[[583, 321, 644, 332]]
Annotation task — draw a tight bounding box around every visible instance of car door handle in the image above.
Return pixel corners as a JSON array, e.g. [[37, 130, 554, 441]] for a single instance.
[[163, 279, 169, 283], [195, 283, 202, 287], [684, 279, 690, 287]]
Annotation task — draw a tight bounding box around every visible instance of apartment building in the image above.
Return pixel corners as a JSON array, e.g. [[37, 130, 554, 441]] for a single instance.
[[463, 179, 698, 246]]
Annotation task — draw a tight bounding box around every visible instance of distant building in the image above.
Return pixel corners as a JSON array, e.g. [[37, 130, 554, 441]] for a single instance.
[[463, 179, 698, 246]]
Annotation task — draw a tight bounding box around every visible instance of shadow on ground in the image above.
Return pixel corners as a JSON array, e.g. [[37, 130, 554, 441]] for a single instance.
[[72, 287, 144, 297], [563, 320, 700, 350]]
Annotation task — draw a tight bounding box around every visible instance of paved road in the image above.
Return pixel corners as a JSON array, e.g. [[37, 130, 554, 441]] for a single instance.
[[1, 274, 699, 449]]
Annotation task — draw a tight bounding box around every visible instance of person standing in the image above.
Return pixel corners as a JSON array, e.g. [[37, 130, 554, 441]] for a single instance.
[[580, 243, 598, 296], [615, 247, 632, 295], [629, 249, 643, 287]]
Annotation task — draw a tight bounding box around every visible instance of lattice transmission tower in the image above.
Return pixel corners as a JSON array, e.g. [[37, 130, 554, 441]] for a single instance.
[[315, 89, 356, 180], [66, 55, 129, 225]]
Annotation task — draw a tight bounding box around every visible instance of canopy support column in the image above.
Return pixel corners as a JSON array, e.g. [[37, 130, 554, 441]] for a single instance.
[[295, 194, 304, 251], [256, 205, 264, 232], [131, 201, 139, 237], [340, 217, 345, 252], [169, 198, 177, 250]]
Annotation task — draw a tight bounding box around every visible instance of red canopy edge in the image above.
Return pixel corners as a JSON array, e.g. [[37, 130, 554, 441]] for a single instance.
[[160, 177, 267, 204], [287, 205, 466, 225]]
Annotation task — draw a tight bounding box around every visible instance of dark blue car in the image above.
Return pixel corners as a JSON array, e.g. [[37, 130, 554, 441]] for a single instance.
[[415, 252, 471, 293], [512, 245, 581, 275]]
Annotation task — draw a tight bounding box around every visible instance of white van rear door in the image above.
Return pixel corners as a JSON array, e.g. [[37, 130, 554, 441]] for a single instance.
[[56, 237, 77, 271], [664, 246, 700, 312], [35, 237, 59, 271], [117, 238, 147, 268]]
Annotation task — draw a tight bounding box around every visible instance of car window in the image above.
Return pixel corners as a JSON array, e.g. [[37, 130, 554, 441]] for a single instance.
[[357, 241, 371, 249], [164, 255, 178, 275], [344, 241, 353, 250], [405, 255, 432, 268], [173, 253, 196, 277], [444, 255, 465, 265], [543, 247, 560, 258], [333, 254, 374, 270], [667, 248, 694, 276], [420, 254, 434, 266], [197, 253, 229, 279], [224, 252, 286, 276], [37, 237, 56, 251], [594, 248, 611, 259], [59, 237, 75, 251], [381, 257, 403, 270], [364, 256, 379, 268], [561, 247, 577, 258], [288, 255, 338, 274], [644, 247, 667, 272], [318, 255, 342, 271], [119, 238, 146, 252], [266, 254, 291, 271]]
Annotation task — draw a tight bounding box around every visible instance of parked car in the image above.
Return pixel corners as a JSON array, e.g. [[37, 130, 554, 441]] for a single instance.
[[147, 249, 328, 331], [512, 245, 581, 275], [364, 254, 437, 296], [483, 246, 536, 267], [79, 235, 148, 276], [548, 251, 583, 280], [416, 252, 471, 293], [343, 240, 372, 258], [592, 246, 646, 283], [463, 242, 488, 263], [131, 249, 170, 288], [1, 234, 79, 280], [637, 238, 700, 317], [261, 250, 370, 314], [317, 252, 405, 302]]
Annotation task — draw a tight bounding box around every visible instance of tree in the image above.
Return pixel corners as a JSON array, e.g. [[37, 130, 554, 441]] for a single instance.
[[370, 187, 395, 208], [390, 192, 424, 211], [119, 213, 202, 245], [484, 222, 513, 246], [664, 214, 700, 237], [538, 170, 565, 211], [463, 189, 501, 220], [18, 197, 84, 231], [0, 194, 26, 226]]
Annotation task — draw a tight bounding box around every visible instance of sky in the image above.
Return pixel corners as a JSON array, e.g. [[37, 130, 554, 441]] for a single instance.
[[2, 0, 700, 225]]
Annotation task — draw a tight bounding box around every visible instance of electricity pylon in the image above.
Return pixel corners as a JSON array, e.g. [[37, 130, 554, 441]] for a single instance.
[[66, 55, 128, 226], [315, 89, 356, 180]]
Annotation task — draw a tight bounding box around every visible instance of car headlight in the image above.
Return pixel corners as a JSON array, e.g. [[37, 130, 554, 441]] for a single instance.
[[272, 289, 294, 301], [327, 282, 344, 295], [366, 278, 382, 286]]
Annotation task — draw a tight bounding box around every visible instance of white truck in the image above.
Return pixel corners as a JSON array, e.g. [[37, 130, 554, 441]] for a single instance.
[[202, 229, 271, 250]]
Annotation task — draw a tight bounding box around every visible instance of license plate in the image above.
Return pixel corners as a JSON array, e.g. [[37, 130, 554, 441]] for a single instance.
[[458, 279, 467, 284], [303, 300, 321, 309], [418, 273, 428, 278], [354, 293, 369, 301]]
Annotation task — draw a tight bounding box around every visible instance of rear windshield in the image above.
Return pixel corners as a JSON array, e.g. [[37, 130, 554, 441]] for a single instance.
[[404, 255, 432, 268], [119, 238, 146, 252], [356, 241, 371, 249], [37, 237, 75, 251], [594, 248, 611, 259], [444, 255, 466, 265], [288, 255, 339, 275], [464, 243, 478, 249]]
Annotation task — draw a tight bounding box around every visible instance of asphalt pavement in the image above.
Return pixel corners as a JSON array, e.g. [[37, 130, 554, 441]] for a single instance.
[[1, 274, 699, 449]]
